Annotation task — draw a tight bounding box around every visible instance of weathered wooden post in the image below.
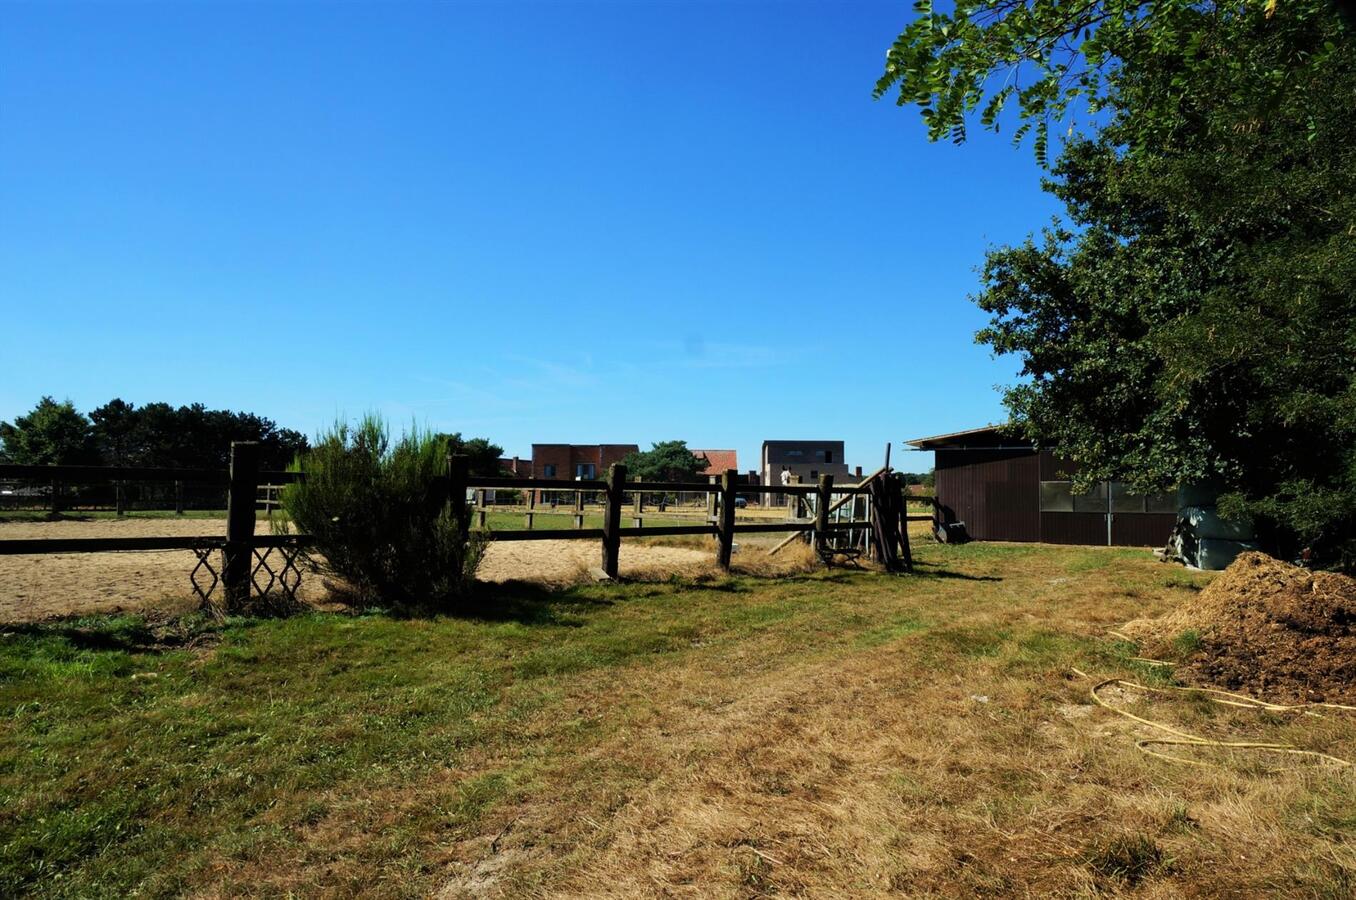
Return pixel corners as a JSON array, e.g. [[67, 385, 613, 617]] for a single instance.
[[717, 468, 737, 570], [475, 488, 487, 528], [894, 473, 914, 572], [174, 479, 184, 515], [223, 441, 260, 607], [814, 473, 834, 557], [602, 463, 625, 578], [706, 475, 718, 523], [632, 482, 643, 527], [573, 487, 584, 529], [524, 485, 536, 530], [115, 481, 125, 516]]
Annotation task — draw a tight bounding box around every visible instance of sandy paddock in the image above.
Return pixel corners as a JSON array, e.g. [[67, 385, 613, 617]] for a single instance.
[[0, 518, 723, 623]]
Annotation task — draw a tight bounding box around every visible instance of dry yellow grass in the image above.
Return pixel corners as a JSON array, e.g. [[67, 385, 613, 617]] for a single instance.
[[5, 539, 1354, 897]]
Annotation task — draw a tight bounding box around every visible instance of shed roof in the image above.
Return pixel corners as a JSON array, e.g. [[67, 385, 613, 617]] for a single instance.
[[905, 424, 1033, 450]]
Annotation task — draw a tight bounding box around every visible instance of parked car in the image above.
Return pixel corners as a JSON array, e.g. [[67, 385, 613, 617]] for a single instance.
[[734, 497, 747, 508]]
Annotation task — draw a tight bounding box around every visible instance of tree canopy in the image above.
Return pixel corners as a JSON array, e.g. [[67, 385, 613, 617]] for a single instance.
[[876, 0, 1350, 163], [939, 6, 1356, 563], [0, 398, 99, 466], [621, 441, 709, 482]]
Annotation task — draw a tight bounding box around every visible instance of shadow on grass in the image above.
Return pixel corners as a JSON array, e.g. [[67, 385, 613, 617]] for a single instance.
[[909, 561, 1002, 582], [456, 579, 615, 626], [0, 613, 225, 654]]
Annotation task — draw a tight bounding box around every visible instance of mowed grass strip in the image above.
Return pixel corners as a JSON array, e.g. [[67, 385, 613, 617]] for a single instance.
[[2, 542, 1354, 897]]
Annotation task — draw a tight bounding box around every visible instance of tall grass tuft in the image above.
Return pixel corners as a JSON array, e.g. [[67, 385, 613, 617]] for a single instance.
[[280, 416, 484, 612]]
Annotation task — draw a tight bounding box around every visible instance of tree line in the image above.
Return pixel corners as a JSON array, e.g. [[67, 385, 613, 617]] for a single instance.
[[0, 397, 512, 478], [0, 397, 310, 471]]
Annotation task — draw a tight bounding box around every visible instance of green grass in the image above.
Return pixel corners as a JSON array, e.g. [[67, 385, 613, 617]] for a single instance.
[[0, 541, 1350, 897]]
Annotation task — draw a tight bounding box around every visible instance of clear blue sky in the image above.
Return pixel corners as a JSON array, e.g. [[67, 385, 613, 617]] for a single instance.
[[1, 0, 1056, 474]]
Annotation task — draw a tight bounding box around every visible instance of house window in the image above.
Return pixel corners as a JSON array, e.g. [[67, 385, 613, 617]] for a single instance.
[[543, 464, 557, 478], [785, 449, 804, 457], [1040, 481, 1074, 512], [824, 450, 834, 463], [809, 470, 819, 479], [575, 463, 595, 479]]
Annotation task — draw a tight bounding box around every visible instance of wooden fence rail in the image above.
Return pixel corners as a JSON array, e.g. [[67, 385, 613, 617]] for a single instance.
[[0, 444, 923, 598]]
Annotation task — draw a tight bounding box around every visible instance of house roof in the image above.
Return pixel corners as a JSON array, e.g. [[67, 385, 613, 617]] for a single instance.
[[692, 449, 738, 475], [905, 424, 1033, 450]]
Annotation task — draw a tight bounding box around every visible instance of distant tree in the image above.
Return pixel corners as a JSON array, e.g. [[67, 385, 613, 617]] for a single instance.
[[16, 397, 309, 471], [622, 441, 709, 482], [0, 397, 98, 465], [438, 433, 505, 476], [89, 398, 141, 466], [901, 470, 935, 490]]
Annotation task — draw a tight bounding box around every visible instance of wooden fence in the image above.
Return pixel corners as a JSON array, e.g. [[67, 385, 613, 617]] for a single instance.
[[0, 441, 928, 603]]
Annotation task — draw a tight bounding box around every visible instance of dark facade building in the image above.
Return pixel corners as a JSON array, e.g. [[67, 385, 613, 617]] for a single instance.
[[906, 426, 1177, 546], [530, 444, 638, 481], [760, 440, 850, 489]]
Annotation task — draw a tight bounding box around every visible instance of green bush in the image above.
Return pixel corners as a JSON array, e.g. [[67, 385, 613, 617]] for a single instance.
[[280, 417, 484, 612]]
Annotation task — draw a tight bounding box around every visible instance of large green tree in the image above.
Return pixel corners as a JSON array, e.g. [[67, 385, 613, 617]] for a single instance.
[[621, 441, 709, 482], [888, 4, 1355, 563], [0, 397, 99, 465]]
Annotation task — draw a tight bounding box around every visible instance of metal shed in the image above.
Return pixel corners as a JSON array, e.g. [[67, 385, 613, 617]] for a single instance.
[[907, 425, 1177, 547]]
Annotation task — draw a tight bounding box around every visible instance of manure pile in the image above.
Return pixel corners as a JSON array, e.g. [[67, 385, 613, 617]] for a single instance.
[[1126, 552, 1356, 703]]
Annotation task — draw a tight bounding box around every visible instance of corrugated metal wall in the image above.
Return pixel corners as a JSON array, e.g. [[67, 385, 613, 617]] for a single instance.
[[935, 449, 1040, 541], [936, 448, 1175, 546]]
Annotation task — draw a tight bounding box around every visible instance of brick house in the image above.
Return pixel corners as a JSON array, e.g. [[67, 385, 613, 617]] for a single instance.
[[530, 444, 638, 481]]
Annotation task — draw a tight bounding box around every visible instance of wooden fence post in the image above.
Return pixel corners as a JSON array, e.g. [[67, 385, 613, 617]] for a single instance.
[[223, 441, 260, 607], [706, 475, 717, 524], [174, 480, 184, 515], [602, 463, 625, 578], [573, 488, 584, 529], [814, 473, 834, 557], [525, 485, 536, 530], [475, 488, 487, 529], [894, 473, 914, 572], [115, 481, 125, 516], [717, 468, 737, 570]]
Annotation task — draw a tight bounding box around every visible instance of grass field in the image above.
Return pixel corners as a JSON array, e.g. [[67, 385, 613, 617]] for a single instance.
[[3, 540, 1354, 897]]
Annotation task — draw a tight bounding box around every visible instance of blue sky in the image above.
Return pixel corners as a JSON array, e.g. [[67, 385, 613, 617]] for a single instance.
[[1, 0, 1057, 474]]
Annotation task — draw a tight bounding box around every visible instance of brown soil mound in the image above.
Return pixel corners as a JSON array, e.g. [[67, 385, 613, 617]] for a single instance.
[[1125, 552, 1356, 703]]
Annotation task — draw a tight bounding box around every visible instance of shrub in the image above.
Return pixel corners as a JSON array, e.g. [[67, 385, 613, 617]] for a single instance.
[[280, 417, 484, 612]]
